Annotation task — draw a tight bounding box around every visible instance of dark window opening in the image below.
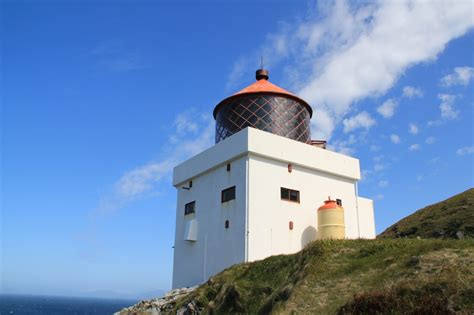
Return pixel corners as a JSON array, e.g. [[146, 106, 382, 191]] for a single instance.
[[189, 180, 193, 188], [227, 163, 231, 172], [281, 187, 300, 203], [221, 186, 236, 203], [336, 199, 342, 206], [225, 220, 229, 229], [184, 201, 195, 215]]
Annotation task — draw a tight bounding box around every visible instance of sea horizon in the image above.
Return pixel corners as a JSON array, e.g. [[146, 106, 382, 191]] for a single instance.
[[0, 293, 139, 315]]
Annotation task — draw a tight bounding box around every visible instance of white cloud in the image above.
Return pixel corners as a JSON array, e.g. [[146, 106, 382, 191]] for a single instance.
[[390, 134, 401, 144], [328, 134, 358, 155], [378, 180, 389, 187], [408, 123, 419, 134], [409, 144, 420, 151], [236, 0, 473, 139], [456, 146, 474, 156], [374, 163, 385, 172], [425, 136, 436, 144], [370, 145, 380, 152], [374, 194, 384, 200], [402, 86, 423, 98], [95, 111, 214, 215], [438, 93, 459, 119], [440, 66, 474, 87], [373, 155, 384, 162], [361, 169, 372, 181], [377, 99, 398, 118], [342, 111, 376, 133]]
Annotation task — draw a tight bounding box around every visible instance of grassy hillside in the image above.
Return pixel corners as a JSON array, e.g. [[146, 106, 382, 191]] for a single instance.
[[172, 239, 473, 314], [119, 189, 474, 314], [379, 188, 474, 239]]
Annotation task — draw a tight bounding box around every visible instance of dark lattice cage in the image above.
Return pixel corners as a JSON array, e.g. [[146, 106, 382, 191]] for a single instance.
[[215, 94, 311, 144]]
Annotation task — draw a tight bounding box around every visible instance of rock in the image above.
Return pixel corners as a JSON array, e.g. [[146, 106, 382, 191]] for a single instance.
[[456, 231, 465, 239], [115, 286, 199, 315]]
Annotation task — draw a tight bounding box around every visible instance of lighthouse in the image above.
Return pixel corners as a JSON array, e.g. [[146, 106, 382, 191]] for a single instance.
[[171, 69, 376, 288]]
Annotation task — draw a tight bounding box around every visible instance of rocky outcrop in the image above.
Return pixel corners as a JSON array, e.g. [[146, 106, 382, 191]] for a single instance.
[[115, 286, 199, 315]]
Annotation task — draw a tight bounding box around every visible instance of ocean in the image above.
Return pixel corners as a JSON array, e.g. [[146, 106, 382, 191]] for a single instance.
[[0, 295, 137, 315]]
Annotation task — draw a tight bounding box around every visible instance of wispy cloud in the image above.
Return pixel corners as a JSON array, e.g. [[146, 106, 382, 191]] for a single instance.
[[390, 134, 401, 144], [88, 40, 147, 72], [342, 111, 376, 133], [402, 86, 423, 98], [94, 110, 214, 216], [408, 123, 419, 135], [438, 93, 459, 120], [456, 146, 474, 156], [425, 136, 436, 144], [233, 1, 473, 139], [428, 93, 459, 126], [377, 99, 398, 119], [378, 180, 389, 188], [440, 66, 474, 87], [409, 144, 420, 151]]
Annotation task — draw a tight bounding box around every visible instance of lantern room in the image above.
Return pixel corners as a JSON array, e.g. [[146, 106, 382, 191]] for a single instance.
[[213, 69, 313, 144]]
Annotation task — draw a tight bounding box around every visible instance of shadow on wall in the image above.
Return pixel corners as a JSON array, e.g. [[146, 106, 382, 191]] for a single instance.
[[301, 225, 318, 247]]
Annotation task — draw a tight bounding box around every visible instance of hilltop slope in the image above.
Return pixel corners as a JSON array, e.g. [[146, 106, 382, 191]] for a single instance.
[[118, 189, 474, 314], [166, 239, 473, 314], [379, 188, 474, 239]]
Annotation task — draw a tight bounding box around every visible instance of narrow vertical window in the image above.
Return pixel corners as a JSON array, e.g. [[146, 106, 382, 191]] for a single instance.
[[226, 163, 231, 172], [225, 220, 229, 229], [189, 180, 193, 188], [184, 201, 195, 215], [221, 186, 236, 203]]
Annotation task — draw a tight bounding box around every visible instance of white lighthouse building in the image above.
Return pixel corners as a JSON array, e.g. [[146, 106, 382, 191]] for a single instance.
[[172, 69, 376, 289]]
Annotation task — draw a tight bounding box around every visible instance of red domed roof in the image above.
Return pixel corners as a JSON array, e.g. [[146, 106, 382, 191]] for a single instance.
[[318, 198, 341, 211], [213, 69, 312, 118], [233, 79, 299, 98]]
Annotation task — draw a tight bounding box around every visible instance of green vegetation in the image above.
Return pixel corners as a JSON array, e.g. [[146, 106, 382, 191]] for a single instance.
[[173, 239, 473, 314], [169, 189, 474, 314], [379, 188, 474, 239]]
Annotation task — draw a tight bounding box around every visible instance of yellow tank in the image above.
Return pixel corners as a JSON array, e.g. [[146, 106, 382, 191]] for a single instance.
[[317, 198, 345, 240]]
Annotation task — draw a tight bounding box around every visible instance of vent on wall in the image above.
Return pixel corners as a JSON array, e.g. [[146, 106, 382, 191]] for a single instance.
[[184, 219, 198, 241]]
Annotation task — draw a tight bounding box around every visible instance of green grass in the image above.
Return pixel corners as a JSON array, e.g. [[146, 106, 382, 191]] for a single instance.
[[161, 189, 474, 314], [378, 188, 474, 239], [172, 239, 474, 314]]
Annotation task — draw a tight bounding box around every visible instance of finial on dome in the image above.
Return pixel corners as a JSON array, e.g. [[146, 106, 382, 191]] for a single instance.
[[256, 69, 269, 81]]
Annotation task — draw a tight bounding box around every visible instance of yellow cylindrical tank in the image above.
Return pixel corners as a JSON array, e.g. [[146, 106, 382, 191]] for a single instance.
[[317, 198, 345, 240]]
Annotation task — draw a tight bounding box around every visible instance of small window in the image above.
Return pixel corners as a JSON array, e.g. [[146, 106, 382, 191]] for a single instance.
[[226, 163, 231, 172], [221, 186, 236, 203], [281, 187, 300, 203], [184, 201, 195, 215], [225, 220, 229, 229], [189, 180, 193, 188], [336, 199, 342, 206]]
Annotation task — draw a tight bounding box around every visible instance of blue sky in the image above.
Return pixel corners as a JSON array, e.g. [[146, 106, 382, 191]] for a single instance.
[[2, 0, 473, 299]]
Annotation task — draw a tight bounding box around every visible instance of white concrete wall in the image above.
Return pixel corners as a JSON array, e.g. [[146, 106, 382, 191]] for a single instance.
[[247, 154, 362, 262], [357, 197, 376, 239], [172, 155, 248, 288], [171, 127, 375, 288], [173, 127, 361, 186], [247, 128, 361, 180]]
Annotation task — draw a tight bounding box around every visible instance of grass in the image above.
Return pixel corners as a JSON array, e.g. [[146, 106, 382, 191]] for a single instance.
[[378, 188, 474, 239], [172, 238, 474, 314]]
